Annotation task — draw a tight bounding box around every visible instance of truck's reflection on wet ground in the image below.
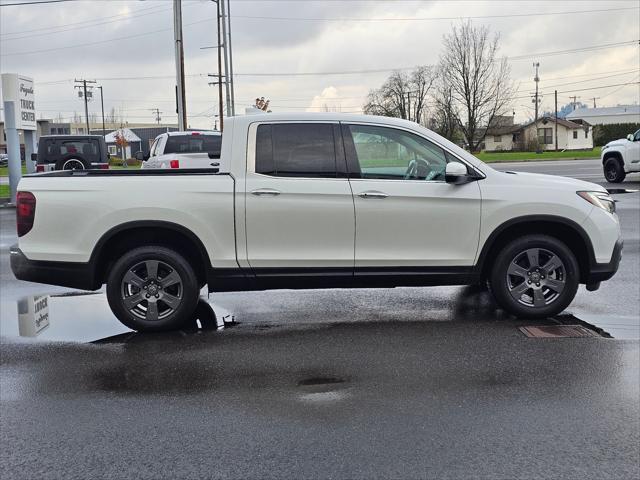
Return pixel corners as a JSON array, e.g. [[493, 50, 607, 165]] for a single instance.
[[1, 284, 617, 344]]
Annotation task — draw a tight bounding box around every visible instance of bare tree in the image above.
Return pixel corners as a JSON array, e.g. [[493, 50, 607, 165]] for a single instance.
[[432, 80, 459, 142], [439, 21, 514, 151], [363, 66, 436, 124]]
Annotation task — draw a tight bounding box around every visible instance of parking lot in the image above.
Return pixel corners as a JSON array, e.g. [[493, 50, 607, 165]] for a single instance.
[[1, 160, 639, 479]]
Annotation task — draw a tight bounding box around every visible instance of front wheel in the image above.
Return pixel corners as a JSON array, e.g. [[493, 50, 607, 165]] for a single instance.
[[489, 235, 579, 319], [604, 158, 626, 183], [106, 246, 200, 331]]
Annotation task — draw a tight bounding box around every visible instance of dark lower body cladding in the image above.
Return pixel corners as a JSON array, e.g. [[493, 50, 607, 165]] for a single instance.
[[10, 246, 98, 290], [10, 240, 623, 293]]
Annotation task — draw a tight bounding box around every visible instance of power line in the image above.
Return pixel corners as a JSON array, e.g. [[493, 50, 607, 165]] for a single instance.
[[1, 5, 172, 41], [0, 0, 74, 6], [0, 2, 167, 35], [232, 6, 638, 22]]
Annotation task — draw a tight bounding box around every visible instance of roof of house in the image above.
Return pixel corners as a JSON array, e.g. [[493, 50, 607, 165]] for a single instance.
[[104, 128, 141, 143], [566, 105, 640, 119]]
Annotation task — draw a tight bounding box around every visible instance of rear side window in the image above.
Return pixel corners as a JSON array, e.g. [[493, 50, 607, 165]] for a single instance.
[[164, 135, 221, 155], [255, 123, 338, 177]]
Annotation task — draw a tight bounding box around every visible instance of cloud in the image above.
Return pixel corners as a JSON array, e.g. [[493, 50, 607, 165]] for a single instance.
[[1, 0, 638, 128]]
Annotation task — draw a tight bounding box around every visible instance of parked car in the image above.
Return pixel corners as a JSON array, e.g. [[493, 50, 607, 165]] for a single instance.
[[12, 113, 622, 331], [0, 153, 8, 167], [137, 131, 222, 169], [32, 135, 109, 172], [601, 128, 640, 183]]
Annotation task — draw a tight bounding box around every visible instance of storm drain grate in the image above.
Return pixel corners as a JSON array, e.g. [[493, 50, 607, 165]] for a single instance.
[[519, 325, 600, 338]]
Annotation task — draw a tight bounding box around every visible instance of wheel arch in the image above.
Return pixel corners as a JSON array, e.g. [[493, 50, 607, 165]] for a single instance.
[[476, 215, 596, 284], [90, 221, 212, 287], [602, 150, 623, 165]]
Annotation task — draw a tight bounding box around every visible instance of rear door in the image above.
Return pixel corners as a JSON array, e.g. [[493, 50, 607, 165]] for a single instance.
[[244, 122, 355, 273], [342, 123, 481, 269]]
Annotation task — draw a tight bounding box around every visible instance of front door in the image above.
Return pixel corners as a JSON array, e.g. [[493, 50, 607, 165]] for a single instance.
[[245, 122, 355, 274], [342, 123, 481, 270]]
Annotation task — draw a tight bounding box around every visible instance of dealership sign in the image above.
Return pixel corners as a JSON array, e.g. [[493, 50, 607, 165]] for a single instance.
[[1, 73, 36, 131]]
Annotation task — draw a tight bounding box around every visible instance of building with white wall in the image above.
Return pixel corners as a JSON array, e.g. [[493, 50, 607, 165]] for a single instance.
[[485, 117, 592, 152], [566, 105, 640, 126]]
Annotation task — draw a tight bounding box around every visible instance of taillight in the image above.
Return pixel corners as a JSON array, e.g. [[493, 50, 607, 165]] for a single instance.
[[98, 163, 109, 170], [16, 191, 36, 237], [36, 164, 45, 172], [170, 160, 180, 169]]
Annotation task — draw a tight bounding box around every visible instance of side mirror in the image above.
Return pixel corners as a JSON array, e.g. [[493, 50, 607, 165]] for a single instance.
[[445, 162, 471, 184], [134, 151, 146, 161], [30, 153, 38, 161], [626, 134, 634, 142]]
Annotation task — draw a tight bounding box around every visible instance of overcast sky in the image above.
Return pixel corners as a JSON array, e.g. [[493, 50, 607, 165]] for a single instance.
[[1, 0, 639, 129]]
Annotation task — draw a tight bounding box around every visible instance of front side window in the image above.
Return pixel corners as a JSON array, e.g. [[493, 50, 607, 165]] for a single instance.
[[149, 138, 160, 157], [343, 124, 462, 181], [255, 123, 338, 177]]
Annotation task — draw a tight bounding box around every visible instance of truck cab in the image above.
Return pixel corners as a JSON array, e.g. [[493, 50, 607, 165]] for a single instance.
[[138, 131, 222, 169]]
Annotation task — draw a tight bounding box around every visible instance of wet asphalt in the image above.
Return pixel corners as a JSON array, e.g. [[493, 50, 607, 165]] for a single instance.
[[0, 161, 639, 479]]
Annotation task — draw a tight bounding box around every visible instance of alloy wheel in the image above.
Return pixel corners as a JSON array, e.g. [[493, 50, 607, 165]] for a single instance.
[[505, 247, 566, 308], [120, 259, 183, 321]]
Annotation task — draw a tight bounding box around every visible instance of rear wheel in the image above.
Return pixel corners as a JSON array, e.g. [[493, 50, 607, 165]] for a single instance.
[[489, 235, 579, 319], [106, 246, 199, 331], [604, 157, 625, 183]]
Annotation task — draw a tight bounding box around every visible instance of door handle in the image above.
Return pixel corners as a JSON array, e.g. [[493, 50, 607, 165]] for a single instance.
[[358, 191, 388, 199], [251, 188, 281, 196]]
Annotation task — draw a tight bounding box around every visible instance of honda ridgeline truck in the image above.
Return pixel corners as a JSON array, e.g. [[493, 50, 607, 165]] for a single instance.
[[11, 113, 622, 331]]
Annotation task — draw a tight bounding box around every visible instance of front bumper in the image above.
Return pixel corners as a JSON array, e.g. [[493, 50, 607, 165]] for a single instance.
[[10, 245, 98, 290], [585, 239, 623, 284]]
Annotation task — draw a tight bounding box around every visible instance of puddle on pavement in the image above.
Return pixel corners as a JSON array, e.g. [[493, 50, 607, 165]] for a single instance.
[[566, 312, 640, 340], [297, 375, 350, 404], [0, 292, 234, 343], [606, 188, 639, 195]]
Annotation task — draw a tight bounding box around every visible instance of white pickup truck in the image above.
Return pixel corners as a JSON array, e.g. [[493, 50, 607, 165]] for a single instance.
[[137, 130, 222, 169], [12, 113, 622, 331], [601, 128, 640, 183]]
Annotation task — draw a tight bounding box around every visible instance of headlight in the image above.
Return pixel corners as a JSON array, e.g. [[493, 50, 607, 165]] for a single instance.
[[577, 191, 616, 214]]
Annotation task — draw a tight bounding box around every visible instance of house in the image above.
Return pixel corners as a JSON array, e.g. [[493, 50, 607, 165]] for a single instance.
[[485, 116, 593, 152], [104, 128, 142, 159], [566, 105, 640, 126]]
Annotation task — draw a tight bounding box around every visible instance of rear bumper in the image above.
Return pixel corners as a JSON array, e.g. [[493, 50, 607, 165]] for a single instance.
[[10, 245, 98, 290], [585, 239, 623, 283]]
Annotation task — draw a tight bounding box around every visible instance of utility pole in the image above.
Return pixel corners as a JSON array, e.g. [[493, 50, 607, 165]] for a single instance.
[[532, 62, 540, 124], [151, 108, 162, 124], [554, 90, 558, 152], [589, 97, 599, 108], [97, 86, 106, 138], [74, 79, 96, 134], [226, 0, 235, 115], [220, 0, 232, 117], [173, 0, 187, 130], [569, 95, 580, 110]]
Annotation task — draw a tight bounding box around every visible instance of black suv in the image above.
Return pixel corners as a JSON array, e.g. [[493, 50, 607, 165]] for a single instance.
[[33, 135, 109, 171]]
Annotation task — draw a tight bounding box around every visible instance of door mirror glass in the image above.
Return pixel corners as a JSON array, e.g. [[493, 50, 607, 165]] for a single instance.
[[30, 153, 38, 161], [626, 134, 634, 142], [134, 151, 146, 161]]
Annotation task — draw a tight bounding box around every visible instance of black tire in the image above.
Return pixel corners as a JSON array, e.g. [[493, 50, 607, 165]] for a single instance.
[[55, 156, 89, 170], [603, 157, 626, 183], [106, 246, 200, 331], [489, 235, 580, 319]]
